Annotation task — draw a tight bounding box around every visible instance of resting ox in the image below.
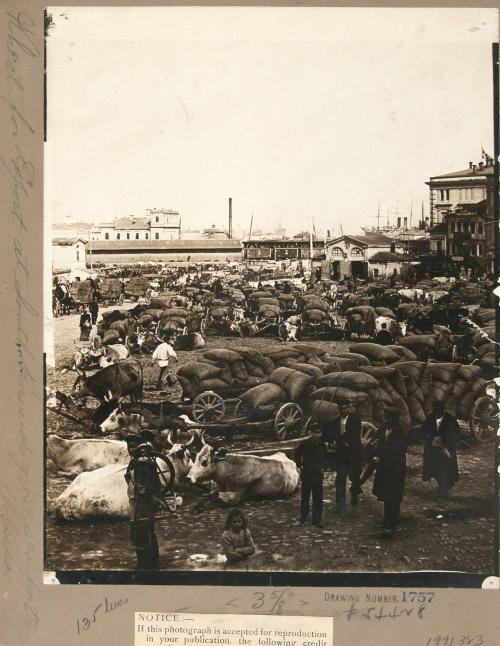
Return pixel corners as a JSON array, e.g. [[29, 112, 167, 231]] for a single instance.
[[188, 442, 299, 504], [47, 435, 130, 477], [53, 447, 193, 520]]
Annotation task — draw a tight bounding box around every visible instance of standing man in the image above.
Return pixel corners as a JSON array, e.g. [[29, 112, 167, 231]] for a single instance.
[[372, 409, 407, 538], [324, 399, 363, 514], [89, 296, 99, 326], [151, 335, 178, 390], [375, 322, 393, 346], [294, 425, 328, 528], [421, 400, 460, 499], [125, 437, 163, 570]]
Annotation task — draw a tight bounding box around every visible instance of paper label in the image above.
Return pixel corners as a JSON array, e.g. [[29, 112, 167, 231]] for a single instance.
[[135, 612, 333, 646]]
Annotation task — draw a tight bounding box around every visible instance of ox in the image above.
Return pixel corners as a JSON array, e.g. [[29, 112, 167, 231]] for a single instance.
[[53, 439, 194, 521], [188, 442, 299, 504], [47, 435, 130, 477], [100, 403, 193, 434], [375, 316, 406, 341], [72, 358, 143, 402], [98, 343, 130, 368]]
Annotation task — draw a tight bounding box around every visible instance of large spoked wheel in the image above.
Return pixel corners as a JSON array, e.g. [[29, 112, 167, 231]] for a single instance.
[[154, 453, 176, 494], [469, 395, 498, 443], [301, 416, 319, 438], [192, 391, 226, 422], [274, 402, 304, 440]]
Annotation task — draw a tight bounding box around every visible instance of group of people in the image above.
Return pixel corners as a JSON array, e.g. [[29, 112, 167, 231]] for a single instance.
[[295, 398, 461, 539]]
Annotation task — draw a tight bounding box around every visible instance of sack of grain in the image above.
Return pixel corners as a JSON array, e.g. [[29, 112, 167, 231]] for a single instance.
[[425, 363, 461, 385], [477, 342, 495, 357], [317, 371, 379, 391], [239, 382, 285, 411], [479, 352, 496, 369], [162, 308, 189, 319], [177, 363, 222, 382], [457, 365, 482, 381], [334, 352, 371, 366], [203, 348, 244, 364], [310, 400, 340, 429], [268, 367, 314, 400], [407, 396, 426, 425], [386, 345, 418, 361], [394, 361, 427, 382], [196, 378, 233, 392], [247, 364, 266, 378], [310, 386, 369, 405], [281, 362, 324, 379], [148, 297, 173, 309], [231, 360, 249, 382], [349, 343, 400, 363], [293, 343, 327, 358]]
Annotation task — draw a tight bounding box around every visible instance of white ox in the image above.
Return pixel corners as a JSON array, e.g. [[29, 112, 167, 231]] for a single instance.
[[398, 288, 424, 302], [53, 446, 193, 521], [188, 443, 299, 504], [47, 435, 130, 477]]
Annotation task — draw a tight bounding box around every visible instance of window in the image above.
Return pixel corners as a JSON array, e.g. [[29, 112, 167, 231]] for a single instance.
[[457, 222, 462, 233], [331, 247, 343, 257], [351, 247, 363, 257], [135, 233, 139, 239], [76, 249, 80, 261], [478, 243, 484, 256], [156, 216, 159, 223], [105, 232, 109, 240], [146, 233, 149, 240], [478, 223, 483, 235], [126, 233, 130, 239], [437, 240, 442, 253], [116, 233, 120, 240], [155, 232, 159, 240], [439, 189, 450, 201], [373, 268, 379, 278]]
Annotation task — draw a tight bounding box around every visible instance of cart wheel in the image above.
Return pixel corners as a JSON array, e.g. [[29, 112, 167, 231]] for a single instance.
[[469, 395, 498, 443], [301, 416, 319, 437], [192, 391, 226, 422], [118, 294, 125, 305], [234, 398, 252, 420], [149, 452, 176, 494], [274, 403, 304, 440]]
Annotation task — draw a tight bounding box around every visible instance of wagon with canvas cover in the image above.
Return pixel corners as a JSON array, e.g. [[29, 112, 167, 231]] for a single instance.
[[99, 278, 124, 306]]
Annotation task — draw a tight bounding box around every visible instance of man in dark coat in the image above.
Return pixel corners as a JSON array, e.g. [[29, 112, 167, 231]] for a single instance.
[[375, 322, 393, 346], [372, 410, 407, 538], [421, 400, 460, 499], [323, 400, 363, 514], [294, 426, 329, 529]]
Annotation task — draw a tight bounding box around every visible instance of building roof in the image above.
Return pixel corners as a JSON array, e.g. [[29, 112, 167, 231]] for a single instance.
[[52, 237, 86, 246], [113, 217, 151, 230], [429, 163, 494, 180], [328, 233, 392, 247], [90, 239, 242, 251], [369, 251, 407, 263]]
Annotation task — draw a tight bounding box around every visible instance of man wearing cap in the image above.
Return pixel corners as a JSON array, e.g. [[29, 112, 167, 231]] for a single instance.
[[372, 409, 407, 538], [324, 399, 363, 514], [421, 401, 460, 499], [125, 437, 163, 570]]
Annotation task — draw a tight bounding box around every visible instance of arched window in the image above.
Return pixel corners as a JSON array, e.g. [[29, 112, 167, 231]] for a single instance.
[[351, 247, 363, 257], [105, 232, 109, 240], [331, 247, 343, 257]]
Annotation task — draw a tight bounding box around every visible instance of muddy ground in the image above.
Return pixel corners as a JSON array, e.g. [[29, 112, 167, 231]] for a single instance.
[[45, 305, 497, 574]]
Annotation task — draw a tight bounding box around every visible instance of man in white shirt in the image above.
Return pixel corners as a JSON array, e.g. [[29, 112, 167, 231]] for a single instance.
[[151, 335, 178, 390]]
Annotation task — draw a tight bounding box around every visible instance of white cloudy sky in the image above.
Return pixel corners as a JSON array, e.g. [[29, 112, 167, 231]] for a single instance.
[[45, 7, 497, 236]]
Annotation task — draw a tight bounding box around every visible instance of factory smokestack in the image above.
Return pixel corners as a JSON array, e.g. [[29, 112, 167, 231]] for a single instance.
[[228, 197, 233, 239]]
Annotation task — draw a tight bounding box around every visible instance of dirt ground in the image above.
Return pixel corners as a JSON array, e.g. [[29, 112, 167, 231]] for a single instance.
[[45, 305, 497, 574]]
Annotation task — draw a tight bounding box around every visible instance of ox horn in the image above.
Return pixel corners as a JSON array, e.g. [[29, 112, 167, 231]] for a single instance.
[[104, 389, 114, 402], [184, 431, 195, 447], [200, 430, 207, 446], [166, 430, 174, 446]]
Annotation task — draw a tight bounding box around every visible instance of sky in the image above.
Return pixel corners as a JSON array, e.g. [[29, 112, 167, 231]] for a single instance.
[[45, 7, 498, 237]]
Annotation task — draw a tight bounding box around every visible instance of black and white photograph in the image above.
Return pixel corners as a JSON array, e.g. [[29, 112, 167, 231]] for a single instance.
[[44, 7, 498, 580]]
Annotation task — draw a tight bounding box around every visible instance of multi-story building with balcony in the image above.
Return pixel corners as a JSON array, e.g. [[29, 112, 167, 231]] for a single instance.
[[425, 154, 495, 275]]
